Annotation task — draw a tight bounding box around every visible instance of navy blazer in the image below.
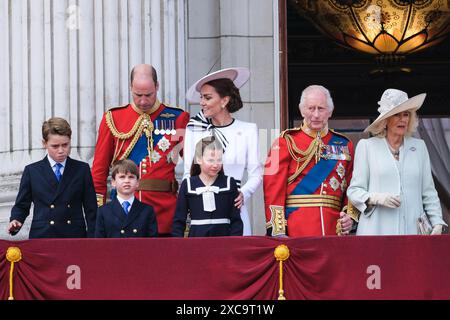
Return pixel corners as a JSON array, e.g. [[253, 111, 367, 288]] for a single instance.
[[10, 156, 97, 238], [95, 197, 158, 238]]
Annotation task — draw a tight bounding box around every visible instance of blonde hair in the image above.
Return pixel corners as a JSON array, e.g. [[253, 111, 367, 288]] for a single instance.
[[370, 111, 419, 138]]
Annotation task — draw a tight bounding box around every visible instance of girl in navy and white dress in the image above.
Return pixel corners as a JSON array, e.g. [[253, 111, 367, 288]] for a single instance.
[[172, 136, 243, 237], [183, 67, 262, 236]]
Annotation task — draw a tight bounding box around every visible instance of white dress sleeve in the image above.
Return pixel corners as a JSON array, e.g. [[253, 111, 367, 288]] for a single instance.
[[183, 127, 195, 180], [240, 123, 263, 202]]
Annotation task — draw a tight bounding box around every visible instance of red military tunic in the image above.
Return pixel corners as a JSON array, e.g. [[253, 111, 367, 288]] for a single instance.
[[264, 124, 354, 237], [92, 100, 190, 234]]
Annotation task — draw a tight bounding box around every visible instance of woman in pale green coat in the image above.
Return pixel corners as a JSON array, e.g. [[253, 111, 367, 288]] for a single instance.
[[347, 89, 447, 235]]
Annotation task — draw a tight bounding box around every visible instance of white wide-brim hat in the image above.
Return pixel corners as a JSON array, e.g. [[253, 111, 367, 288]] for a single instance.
[[186, 67, 250, 103], [365, 88, 426, 134]]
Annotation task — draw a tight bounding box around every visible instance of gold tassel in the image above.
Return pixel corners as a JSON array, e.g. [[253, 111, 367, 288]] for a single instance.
[[6, 247, 22, 300], [274, 244, 290, 300]]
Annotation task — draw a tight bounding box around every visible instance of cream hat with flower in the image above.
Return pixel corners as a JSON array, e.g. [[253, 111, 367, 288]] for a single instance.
[[365, 89, 426, 133]]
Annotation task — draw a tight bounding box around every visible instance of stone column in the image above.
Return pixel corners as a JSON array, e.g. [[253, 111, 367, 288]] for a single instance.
[[0, 0, 186, 239]]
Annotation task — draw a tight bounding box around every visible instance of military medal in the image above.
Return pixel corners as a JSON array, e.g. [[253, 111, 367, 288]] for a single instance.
[[322, 145, 351, 161], [154, 120, 160, 135], [170, 120, 177, 135], [162, 120, 170, 135], [160, 120, 166, 135], [165, 120, 172, 135], [150, 150, 161, 163], [336, 163, 345, 179], [329, 177, 340, 191], [157, 136, 171, 152]]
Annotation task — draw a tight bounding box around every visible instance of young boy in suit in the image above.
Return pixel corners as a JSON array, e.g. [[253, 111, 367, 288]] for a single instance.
[[95, 159, 158, 238], [8, 117, 97, 238]]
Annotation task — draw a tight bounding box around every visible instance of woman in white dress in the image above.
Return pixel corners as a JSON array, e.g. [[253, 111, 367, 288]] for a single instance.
[[347, 88, 447, 235], [183, 67, 262, 235]]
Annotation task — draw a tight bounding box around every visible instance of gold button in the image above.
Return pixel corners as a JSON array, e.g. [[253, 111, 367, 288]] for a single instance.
[[133, 229, 138, 233], [67, 204, 71, 208], [67, 220, 71, 224], [323, 184, 327, 187], [142, 164, 147, 169], [323, 191, 327, 195], [50, 205, 55, 209], [120, 230, 125, 234], [142, 158, 147, 163], [50, 221, 55, 225], [142, 169, 147, 174]]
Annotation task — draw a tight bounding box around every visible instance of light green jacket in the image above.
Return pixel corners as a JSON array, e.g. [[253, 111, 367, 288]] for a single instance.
[[347, 136, 447, 235]]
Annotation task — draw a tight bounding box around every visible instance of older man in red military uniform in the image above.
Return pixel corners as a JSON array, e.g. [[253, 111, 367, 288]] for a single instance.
[[264, 85, 357, 237], [92, 64, 189, 236]]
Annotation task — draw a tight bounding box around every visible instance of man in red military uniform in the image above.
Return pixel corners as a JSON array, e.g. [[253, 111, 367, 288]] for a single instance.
[[92, 64, 190, 236], [264, 85, 357, 237]]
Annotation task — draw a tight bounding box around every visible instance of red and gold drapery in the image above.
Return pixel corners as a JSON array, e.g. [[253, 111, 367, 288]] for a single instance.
[[1, 236, 449, 300]]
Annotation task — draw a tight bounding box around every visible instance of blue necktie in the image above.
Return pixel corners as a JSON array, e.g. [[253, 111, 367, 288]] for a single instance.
[[122, 201, 130, 215], [54, 163, 63, 182]]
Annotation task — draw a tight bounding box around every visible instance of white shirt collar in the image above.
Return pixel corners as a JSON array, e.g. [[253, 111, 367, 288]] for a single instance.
[[117, 195, 135, 208], [47, 155, 67, 170]]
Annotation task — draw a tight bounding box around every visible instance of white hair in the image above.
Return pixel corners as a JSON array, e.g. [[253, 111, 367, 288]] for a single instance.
[[299, 85, 334, 112]]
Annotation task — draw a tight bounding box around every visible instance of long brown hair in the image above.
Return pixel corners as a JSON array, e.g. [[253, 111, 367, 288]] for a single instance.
[[190, 135, 224, 177]]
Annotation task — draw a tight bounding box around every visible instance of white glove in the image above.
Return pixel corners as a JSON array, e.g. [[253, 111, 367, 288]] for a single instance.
[[368, 193, 401, 208], [431, 224, 443, 235]]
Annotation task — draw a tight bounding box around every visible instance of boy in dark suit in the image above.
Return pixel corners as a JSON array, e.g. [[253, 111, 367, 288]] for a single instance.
[[8, 117, 97, 238], [95, 159, 158, 238]]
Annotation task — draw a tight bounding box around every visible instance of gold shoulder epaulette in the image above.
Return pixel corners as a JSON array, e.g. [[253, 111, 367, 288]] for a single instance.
[[107, 104, 128, 112], [280, 127, 301, 138], [330, 129, 350, 141]]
